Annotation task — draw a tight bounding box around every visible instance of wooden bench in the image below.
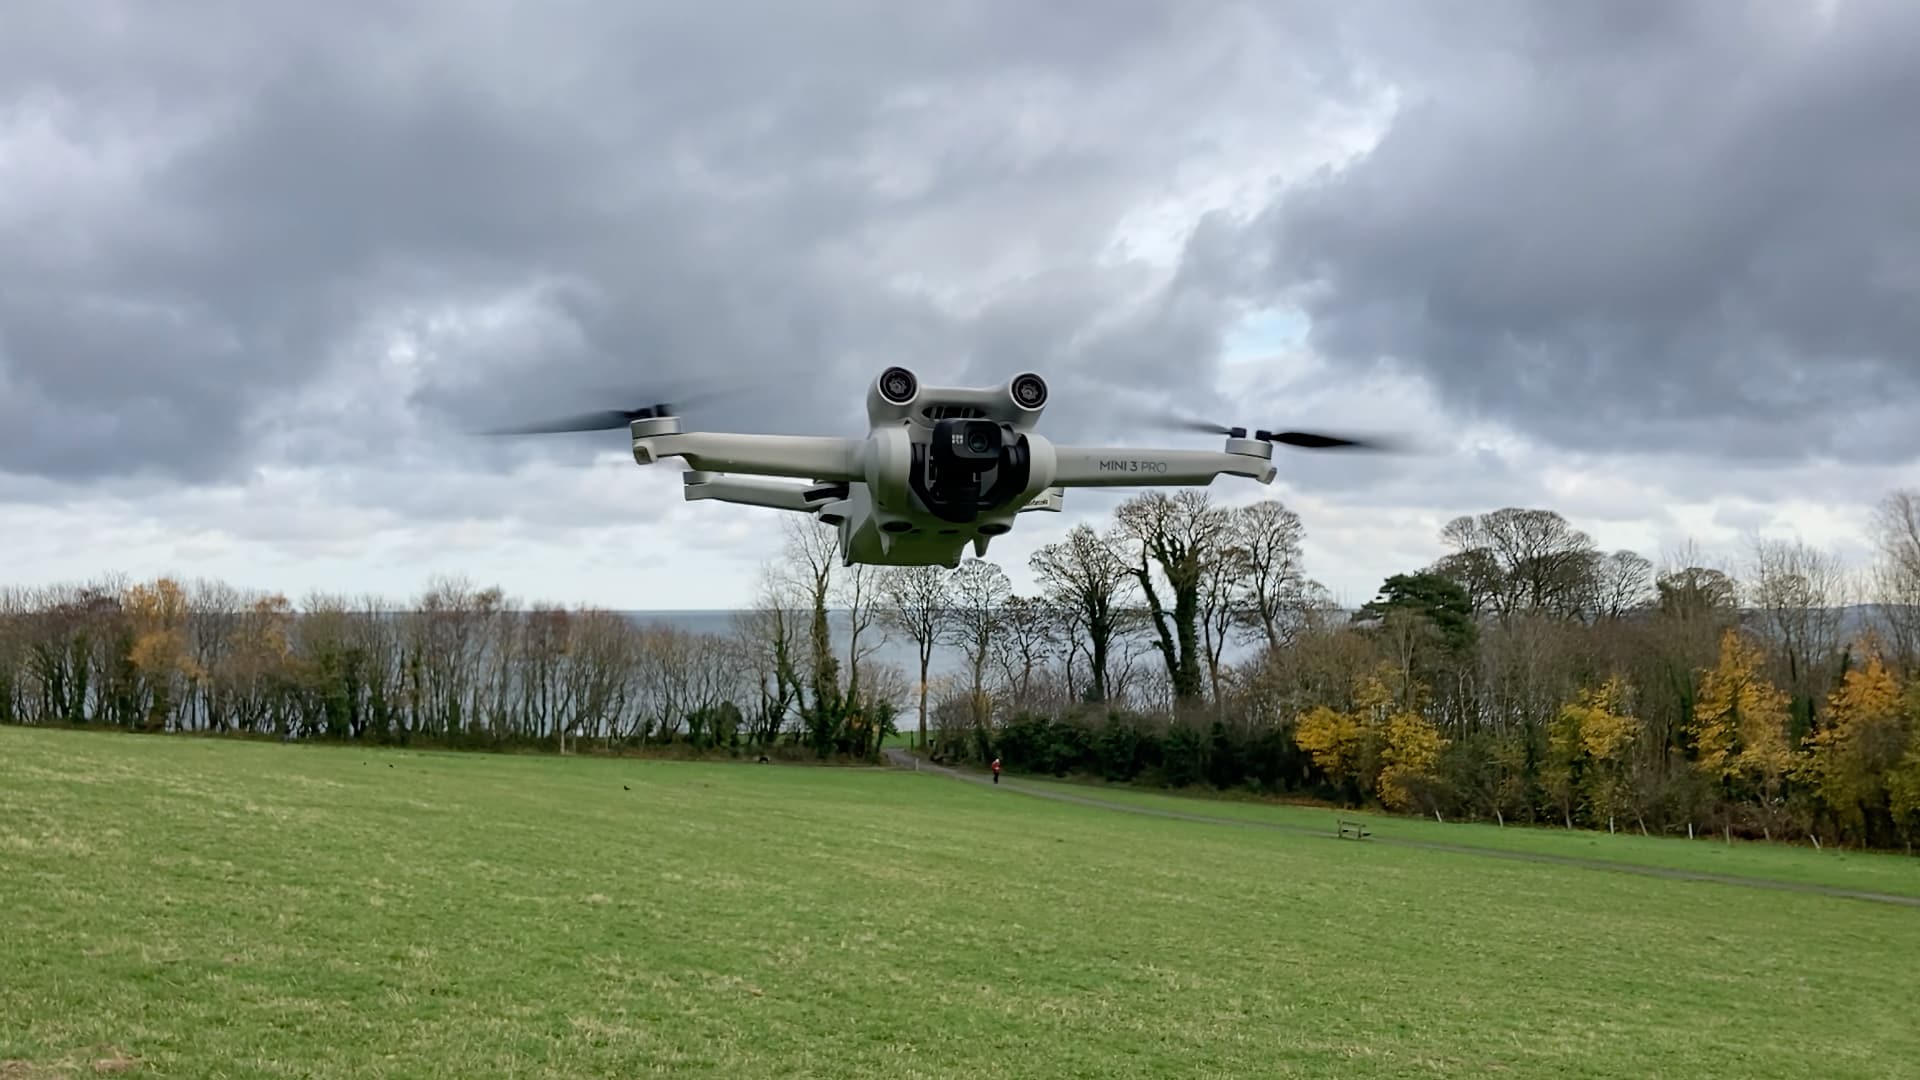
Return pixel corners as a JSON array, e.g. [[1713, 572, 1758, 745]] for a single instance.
[[1337, 819, 1371, 840]]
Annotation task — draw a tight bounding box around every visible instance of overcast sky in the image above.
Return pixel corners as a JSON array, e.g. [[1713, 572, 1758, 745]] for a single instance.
[[4, 0, 1916, 610]]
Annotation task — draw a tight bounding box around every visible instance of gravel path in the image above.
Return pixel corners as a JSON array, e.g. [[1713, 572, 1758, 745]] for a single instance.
[[882, 748, 1920, 909]]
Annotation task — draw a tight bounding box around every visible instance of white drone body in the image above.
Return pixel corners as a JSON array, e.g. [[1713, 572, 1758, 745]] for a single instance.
[[624, 367, 1280, 567]]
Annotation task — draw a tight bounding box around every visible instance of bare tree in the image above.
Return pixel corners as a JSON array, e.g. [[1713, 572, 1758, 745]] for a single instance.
[[1113, 490, 1231, 703], [1869, 489, 1920, 671], [1441, 508, 1600, 621], [731, 562, 807, 747], [942, 558, 1011, 737], [1197, 546, 1240, 709], [1030, 523, 1136, 704], [876, 565, 950, 750], [1743, 534, 1849, 725], [993, 594, 1060, 713], [1227, 499, 1314, 649], [836, 560, 888, 710], [1587, 550, 1655, 620]]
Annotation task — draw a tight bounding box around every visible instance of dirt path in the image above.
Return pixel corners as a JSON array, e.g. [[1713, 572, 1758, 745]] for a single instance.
[[882, 749, 1920, 909]]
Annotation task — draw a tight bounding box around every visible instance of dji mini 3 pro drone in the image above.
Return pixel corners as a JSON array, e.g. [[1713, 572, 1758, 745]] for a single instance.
[[488, 367, 1380, 568]]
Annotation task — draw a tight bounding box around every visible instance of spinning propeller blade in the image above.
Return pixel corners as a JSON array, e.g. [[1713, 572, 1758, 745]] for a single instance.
[[1258, 430, 1389, 450], [472, 381, 749, 437], [477, 405, 676, 436], [1138, 409, 1400, 452]]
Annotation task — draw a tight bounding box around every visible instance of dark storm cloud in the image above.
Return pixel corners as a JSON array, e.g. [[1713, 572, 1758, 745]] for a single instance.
[[0, 0, 1352, 492], [1249, 0, 1920, 465]]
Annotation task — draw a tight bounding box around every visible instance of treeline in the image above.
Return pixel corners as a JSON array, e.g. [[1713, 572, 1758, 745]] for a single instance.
[[8, 489, 1920, 851], [0, 569, 900, 760]]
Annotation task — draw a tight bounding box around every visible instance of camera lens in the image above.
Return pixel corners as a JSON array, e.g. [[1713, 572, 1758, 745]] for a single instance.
[[965, 426, 995, 455]]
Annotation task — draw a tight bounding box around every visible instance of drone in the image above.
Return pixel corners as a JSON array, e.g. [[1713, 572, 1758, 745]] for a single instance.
[[486, 367, 1385, 568]]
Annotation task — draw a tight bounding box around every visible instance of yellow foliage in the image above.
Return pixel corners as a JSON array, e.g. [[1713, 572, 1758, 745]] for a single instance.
[[1378, 709, 1447, 812], [1297, 665, 1443, 808], [123, 577, 203, 681], [1295, 704, 1366, 781], [1690, 628, 1796, 788], [1559, 672, 1635, 757], [1803, 649, 1906, 828], [1889, 748, 1920, 839]]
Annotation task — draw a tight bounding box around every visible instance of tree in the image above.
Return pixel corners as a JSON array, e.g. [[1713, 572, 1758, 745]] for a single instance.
[[1743, 535, 1848, 737], [778, 518, 846, 756], [942, 558, 1011, 755], [1691, 628, 1800, 839], [1801, 643, 1909, 844], [1868, 489, 1920, 672], [1439, 508, 1600, 621], [1546, 675, 1641, 831], [733, 563, 807, 747], [1226, 499, 1314, 650], [993, 594, 1060, 712], [123, 577, 200, 731], [1355, 571, 1476, 655], [1030, 523, 1136, 704], [877, 564, 952, 750], [1114, 490, 1230, 703], [1588, 551, 1655, 620]]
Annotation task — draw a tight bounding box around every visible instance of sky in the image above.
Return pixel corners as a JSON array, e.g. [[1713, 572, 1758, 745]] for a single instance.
[[3, 0, 1917, 611]]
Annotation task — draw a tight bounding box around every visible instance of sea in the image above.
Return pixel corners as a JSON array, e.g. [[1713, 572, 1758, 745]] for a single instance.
[[619, 608, 1267, 709]]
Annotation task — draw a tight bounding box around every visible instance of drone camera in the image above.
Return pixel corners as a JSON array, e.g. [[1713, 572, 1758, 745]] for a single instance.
[[937, 418, 1003, 466], [913, 416, 1030, 524]]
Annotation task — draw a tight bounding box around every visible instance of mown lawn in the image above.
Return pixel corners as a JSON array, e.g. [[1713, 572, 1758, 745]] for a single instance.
[[3, 726, 1917, 1078]]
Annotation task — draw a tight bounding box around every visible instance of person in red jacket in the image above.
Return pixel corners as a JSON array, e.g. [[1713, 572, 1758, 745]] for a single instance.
[[991, 756, 1001, 784]]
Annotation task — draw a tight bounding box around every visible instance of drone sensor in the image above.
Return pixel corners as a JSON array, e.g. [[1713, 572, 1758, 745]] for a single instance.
[[1009, 372, 1047, 410], [878, 366, 919, 405]]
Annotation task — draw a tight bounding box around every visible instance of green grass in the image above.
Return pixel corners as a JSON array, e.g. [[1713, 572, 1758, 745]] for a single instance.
[[1002, 773, 1920, 900], [3, 727, 1917, 1078]]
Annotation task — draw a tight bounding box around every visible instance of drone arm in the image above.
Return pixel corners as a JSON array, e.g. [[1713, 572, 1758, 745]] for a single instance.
[[682, 472, 843, 513], [634, 432, 865, 482], [1049, 444, 1276, 487]]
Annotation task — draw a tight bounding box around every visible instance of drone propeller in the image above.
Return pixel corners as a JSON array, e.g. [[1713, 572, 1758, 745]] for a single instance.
[[476, 404, 678, 436], [468, 377, 756, 437], [1151, 412, 1398, 451]]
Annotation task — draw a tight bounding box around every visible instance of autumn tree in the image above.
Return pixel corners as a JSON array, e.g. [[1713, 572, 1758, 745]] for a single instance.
[[1545, 675, 1642, 831], [123, 577, 200, 730], [1691, 628, 1801, 839], [1801, 642, 1910, 844]]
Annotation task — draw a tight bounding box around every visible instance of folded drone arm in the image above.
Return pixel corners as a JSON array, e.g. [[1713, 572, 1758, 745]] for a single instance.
[[633, 432, 865, 482], [681, 472, 843, 513], [1049, 445, 1276, 487]]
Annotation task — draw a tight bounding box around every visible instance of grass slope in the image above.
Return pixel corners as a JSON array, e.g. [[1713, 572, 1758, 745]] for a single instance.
[[1003, 774, 1920, 901], [1, 726, 1916, 1078]]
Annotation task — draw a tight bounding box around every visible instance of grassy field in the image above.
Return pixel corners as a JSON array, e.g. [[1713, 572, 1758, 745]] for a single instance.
[[1003, 773, 1920, 900], [4, 727, 1918, 1078]]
